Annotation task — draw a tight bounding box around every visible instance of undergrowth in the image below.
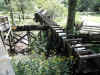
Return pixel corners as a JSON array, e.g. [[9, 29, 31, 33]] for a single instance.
[[11, 53, 70, 75], [11, 33, 70, 75]]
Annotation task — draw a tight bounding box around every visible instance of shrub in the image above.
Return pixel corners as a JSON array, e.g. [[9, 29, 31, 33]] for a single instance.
[[11, 53, 70, 75]]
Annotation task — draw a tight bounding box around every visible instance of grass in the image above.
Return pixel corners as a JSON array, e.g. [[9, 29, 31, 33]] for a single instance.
[[0, 11, 38, 26], [75, 12, 82, 24], [55, 17, 67, 28], [79, 12, 100, 23], [84, 15, 100, 23]]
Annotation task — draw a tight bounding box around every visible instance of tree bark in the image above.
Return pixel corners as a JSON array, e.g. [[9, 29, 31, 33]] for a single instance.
[[10, 8, 15, 25], [66, 0, 78, 34]]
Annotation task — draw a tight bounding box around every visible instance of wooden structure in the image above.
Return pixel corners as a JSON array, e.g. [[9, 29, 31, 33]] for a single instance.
[[34, 10, 100, 75], [1, 11, 100, 75]]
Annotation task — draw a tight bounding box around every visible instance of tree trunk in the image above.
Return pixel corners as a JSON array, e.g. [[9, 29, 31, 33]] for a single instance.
[[4, 0, 8, 5], [10, 8, 15, 25], [66, 0, 77, 34], [21, 7, 25, 20], [4, 0, 10, 5]]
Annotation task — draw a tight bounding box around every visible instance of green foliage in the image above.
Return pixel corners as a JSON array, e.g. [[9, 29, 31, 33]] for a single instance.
[[34, 0, 67, 17], [88, 44, 100, 53], [0, 0, 8, 11], [6, 0, 67, 17], [29, 32, 47, 54], [11, 32, 70, 75], [11, 54, 70, 75], [95, 0, 100, 3], [0, 0, 68, 27], [77, 0, 96, 11]]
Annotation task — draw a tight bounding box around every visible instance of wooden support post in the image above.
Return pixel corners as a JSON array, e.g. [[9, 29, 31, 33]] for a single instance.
[[8, 32, 14, 54], [27, 31, 31, 53]]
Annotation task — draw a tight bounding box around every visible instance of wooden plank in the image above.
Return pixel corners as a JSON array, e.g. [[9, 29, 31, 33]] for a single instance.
[[61, 36, 67, 40], [82, 25, 100, 28], [50, 25, 60, 28], [81, 29, 100, 32], [81, 27, 100, 30], [80, 53, 100, 60], [58, 33, 66, 37], [52, 28, 62, 30], [67, 38, 82, 41], [80, 30, 100, 34], [55, 30, 63, 33]]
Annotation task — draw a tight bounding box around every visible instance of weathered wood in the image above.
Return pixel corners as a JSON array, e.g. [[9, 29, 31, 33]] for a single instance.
[[67, 38, 82, 42], [81, 29, 100, 32], [13, 36, 28, 45], [50, 25, 60, 28], [34, 11, 58, 26], [73, 44, 99, 48], [12, 25, 49, 31], [80, 25, 100, 34], [80, 30, 100, 34], [80, 53, 100, 60], [34, 10, 100, 74], [55, 30, 63, 33], [82, 27, 100, 29], [14, 34, 27, 44], [58, 33, 66, 36], [68, 34, 100, 41], [82, 25, 100, 28]]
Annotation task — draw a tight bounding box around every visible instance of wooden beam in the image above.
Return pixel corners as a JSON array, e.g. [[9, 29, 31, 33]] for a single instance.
[[80, 53, 100, 60], [12, 25, 49, 31]]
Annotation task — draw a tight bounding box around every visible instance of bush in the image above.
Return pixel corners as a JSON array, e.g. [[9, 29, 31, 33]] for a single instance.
[[11, 53, 70, 75]]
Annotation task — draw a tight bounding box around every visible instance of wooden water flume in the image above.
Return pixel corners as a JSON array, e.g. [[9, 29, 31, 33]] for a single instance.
[[1, 10, 100, 75]]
